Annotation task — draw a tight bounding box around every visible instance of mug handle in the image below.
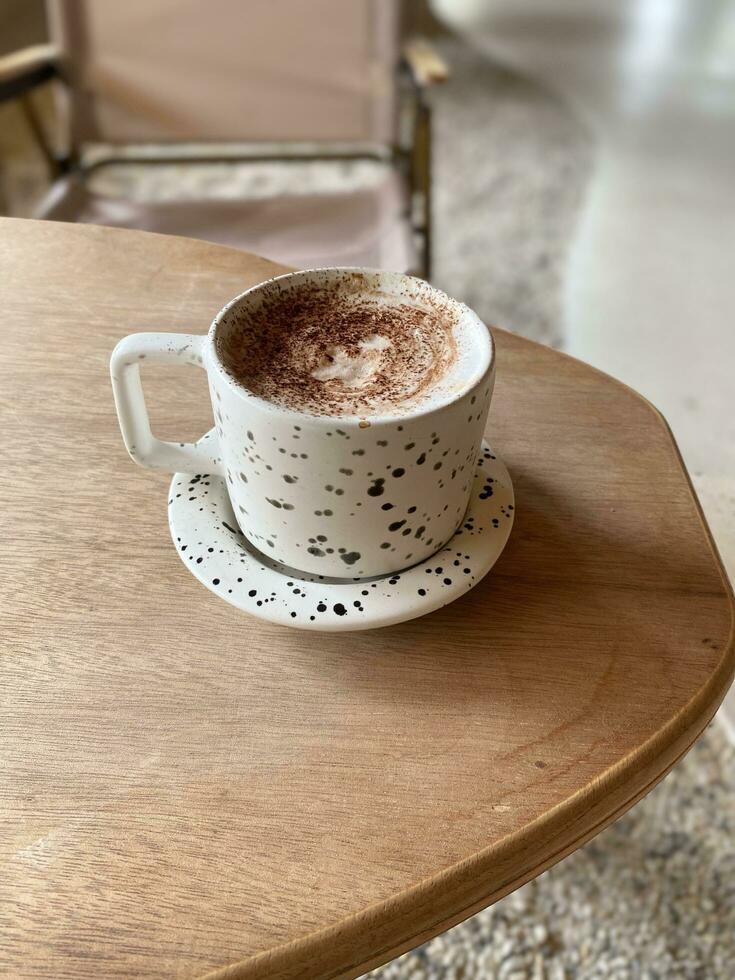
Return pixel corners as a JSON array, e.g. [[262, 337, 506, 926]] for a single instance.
[[110, 332, 223, 475]]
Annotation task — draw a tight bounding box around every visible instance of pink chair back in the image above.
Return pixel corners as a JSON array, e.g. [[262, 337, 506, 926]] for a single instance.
[[47, 0, 399, 147]]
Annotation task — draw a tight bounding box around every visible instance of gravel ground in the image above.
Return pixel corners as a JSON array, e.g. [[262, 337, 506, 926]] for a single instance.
[[430, 42, 593, 348]]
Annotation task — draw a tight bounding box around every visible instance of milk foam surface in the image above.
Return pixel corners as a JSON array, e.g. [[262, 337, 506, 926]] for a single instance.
[[216, 278, 486, 418]]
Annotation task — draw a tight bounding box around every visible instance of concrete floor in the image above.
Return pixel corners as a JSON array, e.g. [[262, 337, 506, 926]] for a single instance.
[[433, 0, 735, 732]]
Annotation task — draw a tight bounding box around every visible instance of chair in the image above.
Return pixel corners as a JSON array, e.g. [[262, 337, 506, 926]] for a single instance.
[[0, 0, 449, 278]]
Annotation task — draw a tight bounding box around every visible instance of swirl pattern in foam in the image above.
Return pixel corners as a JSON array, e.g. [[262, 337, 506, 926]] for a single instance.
[[215, 271, 489, 418]]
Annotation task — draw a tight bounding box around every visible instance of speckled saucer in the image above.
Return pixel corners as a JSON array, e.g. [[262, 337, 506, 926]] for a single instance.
[[168, 437, 514, 631]]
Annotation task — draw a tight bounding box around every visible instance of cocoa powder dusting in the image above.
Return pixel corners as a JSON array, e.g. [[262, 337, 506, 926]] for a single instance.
[[217, 285, 459, 417]]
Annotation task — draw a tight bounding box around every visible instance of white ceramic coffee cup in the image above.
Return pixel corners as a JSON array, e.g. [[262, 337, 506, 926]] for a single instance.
[[111, 269, 494, 579]]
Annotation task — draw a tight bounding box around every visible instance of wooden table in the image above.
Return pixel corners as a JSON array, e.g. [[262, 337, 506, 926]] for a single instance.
[[1, 218, 733, 980]]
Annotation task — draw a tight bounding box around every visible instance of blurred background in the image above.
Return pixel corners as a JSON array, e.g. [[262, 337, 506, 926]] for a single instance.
[[1, 1, 733, 977]]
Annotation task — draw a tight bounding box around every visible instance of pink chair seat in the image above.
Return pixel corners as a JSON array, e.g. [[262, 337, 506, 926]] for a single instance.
[[37, 170, 416, 271]]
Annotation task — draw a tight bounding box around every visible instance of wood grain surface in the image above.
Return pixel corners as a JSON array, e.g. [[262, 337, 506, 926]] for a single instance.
[[0, 218, 732, 980]]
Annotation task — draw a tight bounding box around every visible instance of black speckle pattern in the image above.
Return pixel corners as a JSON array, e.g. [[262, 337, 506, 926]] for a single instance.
[[169, 439, 514, 632]]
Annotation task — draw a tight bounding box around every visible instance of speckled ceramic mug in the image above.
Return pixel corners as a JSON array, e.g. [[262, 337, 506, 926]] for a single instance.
[[111, 269, 495, 579]]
